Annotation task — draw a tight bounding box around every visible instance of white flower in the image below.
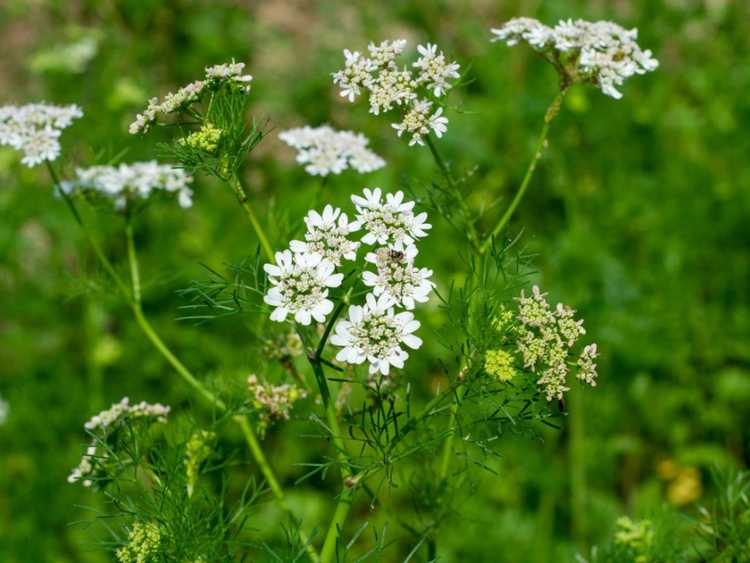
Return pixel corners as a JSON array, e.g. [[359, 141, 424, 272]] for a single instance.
[[61, 161, 193, 210], [0, 103, 82, 167], [351, 187, 431, 246], [332, 49, 376, 102], [69, 397, 170, 487], [367, 66, 418, 115], [490, 18, 658, 99], [490, 17, 553, 49], [367, 39, 408, 67], [264, 250, 343, 325], [577, 343, 599, 386], [205, 61, 253, 91], [413, 43, 461, 97], [392, 100, 447, 146], [289, 204, 360, 266], [363, 243, 434, 310], [83, 397, 171, 431], [278, 125, 385, 177], [130, 60, 253, 134], [330, 293, 422, 376], [332, 40, 457, 146]]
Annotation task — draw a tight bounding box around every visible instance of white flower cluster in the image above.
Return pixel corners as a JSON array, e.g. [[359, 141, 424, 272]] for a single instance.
[[0, 103, 82, 167], [491, 18, 658, 99], [332, 39, 459, 146], [278, 124, 385, 177], [129, 60, 253, 134], [514, 286, 598, 401], [264, 187, 433, 376], [69, 397, 170, 487], [61, 161, 194, 210], [83, 397, 170, 431]]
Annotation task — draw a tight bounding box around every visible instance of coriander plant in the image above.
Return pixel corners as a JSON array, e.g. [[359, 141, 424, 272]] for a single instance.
[[1, 15, 659, 562]]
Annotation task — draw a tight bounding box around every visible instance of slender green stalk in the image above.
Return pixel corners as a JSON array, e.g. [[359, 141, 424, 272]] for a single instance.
[[228, 174, 275, 262], [46, 162, 131, 299], [479, 89, 567, 254], [125, 218, 141, 305], [438, 384, 463, 480], [424, 135, 480, 250], [304, 301, 356, 563], [320, 486, 354, 563]]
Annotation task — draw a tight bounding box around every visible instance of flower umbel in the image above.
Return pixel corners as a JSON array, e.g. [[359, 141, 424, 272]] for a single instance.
[[279, 124, 385, 177], [247, 374, 307, 428], [290, 205, 360, 267], [116, 521, 161, 563], [0, 103, 82, 167], [484, 349, 516, 382], [68, 398, 170, 487], [330, 293, 422, 376], [61, 161, 194, 210], [333, 39, 459, 146], [514, 286, 597, 401], [362, 243, 434, 310], [129, 60, 253, 134], [491, 18, 658, 99], [264, 250, 343, 325], [351, 187, 432, 247]]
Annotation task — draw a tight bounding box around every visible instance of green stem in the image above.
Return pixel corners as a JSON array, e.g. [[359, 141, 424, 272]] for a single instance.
[[306, 301, 355, 563], [438, 384, 463, 480], [46, 162, 131, 300], [424, 135, 480, 249], [228, 174, 275, 263], [320, 486, 354, 563], [125, 218, 141, 305], [479, 89, 567, 254]]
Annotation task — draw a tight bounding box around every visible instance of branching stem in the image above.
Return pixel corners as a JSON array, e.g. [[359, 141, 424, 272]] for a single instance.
[[228, 174, 275, 263], [304, 300, 356, 563], [479, 89, 568, 254], [424, 135, 480, 250]]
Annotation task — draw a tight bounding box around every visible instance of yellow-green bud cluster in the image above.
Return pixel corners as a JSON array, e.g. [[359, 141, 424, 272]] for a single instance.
[[491, 306, 513, 332], [185, 430, 216, 498], [179, 122, 222, 153], [116, 521, 161, 563], [614, 516, 653, 561], [484, 349, 516, 382]]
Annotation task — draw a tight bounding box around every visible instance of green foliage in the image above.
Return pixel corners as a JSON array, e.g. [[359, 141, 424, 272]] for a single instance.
[[1, 1, 749, 562]]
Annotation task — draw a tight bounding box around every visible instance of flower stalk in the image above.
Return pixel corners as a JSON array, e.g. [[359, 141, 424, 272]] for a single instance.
[[479, 88, 568, 254]]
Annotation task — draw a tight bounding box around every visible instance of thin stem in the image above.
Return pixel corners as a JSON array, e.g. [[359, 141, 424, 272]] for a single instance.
[[424, 135, 480, 249], [130, 304, 225, 408], [125, 218, 141, 305], [320, 486, 354, 563], [306, 300, 354, 563], [46, 162, 131, 300], [479, 89, 567, 254], [438, 384, 462, 480], [228, 174, 275, 262]]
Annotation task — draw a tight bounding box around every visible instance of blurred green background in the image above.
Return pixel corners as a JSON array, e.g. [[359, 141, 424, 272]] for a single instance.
[[1, 0, 749, 561]]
